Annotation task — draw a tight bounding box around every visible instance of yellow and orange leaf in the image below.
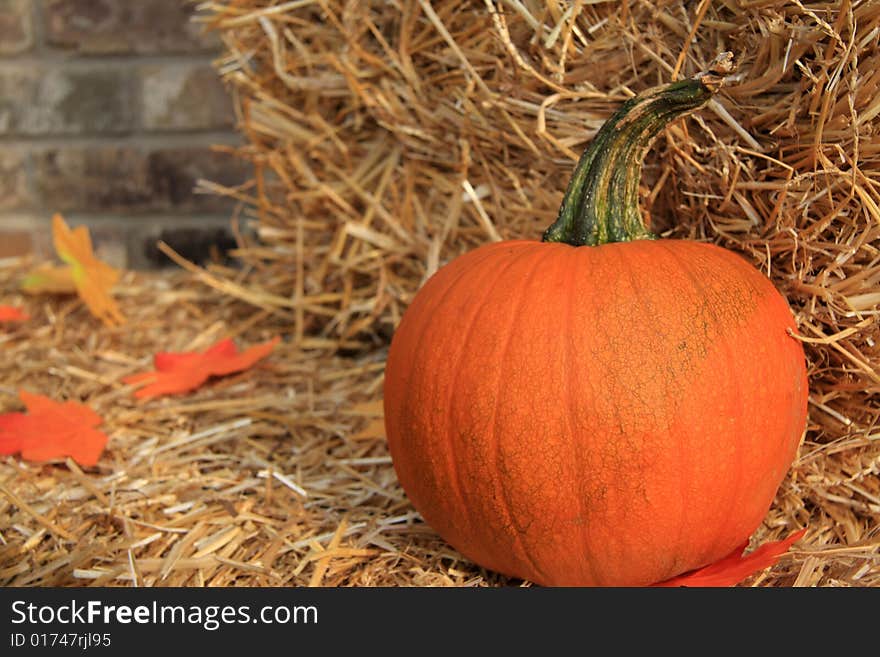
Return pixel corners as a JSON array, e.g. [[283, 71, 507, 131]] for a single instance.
[[21, 264, 77, 295], [0, 390, 108, 467], [52, 214, 124, 326], [123, 336, 281, 399], [653, 529, 807, 587], [0, 305, 29, 322]]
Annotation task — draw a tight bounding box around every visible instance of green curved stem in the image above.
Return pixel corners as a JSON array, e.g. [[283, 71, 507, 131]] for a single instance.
[[542, 53, 735, 247]]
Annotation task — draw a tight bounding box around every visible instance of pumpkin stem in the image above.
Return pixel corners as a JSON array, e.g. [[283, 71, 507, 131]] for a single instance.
[[542, 52, 735, 247]]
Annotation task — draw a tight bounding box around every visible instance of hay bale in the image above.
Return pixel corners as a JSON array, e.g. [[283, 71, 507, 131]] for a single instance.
[[198, 0, 879, 584]]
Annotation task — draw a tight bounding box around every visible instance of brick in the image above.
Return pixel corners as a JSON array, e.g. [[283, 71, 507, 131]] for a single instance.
[[0, 149, 30, 210], [0, 68, 134, 136], [45, 0, 220, 54], [0, 228, 32, 258], [145, 147, 249, 211], [0, 0, 33, 54], [0, 214, 51, 259], [33, 147, 152, 212], [141, 64, 234, 131], [33, 145, 249, 213]]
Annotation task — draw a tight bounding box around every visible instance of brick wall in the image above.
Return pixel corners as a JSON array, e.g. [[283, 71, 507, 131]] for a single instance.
[[0, 0, 247, 268]]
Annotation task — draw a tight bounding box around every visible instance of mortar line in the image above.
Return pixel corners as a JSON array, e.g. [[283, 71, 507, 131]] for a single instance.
[[0, 52, 222, 68], [0, 132, 243, 148]]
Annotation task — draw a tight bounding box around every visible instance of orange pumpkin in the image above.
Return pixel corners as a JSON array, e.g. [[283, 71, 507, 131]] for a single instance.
[[383, 55, 808, 586]]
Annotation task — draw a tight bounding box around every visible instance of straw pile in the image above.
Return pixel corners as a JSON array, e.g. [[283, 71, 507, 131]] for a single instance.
[[1, 258, 489, 586], [1, 0, 878, 586]]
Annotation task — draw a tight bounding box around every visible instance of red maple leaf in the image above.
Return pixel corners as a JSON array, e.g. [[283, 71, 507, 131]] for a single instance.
[[0, 305, 29, 322], [0, 391, 108, 467], [123, 336, 281, 399], [653, 528, 807, 587]]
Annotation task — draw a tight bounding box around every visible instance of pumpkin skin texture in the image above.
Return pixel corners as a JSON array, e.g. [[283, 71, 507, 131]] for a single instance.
[[383, 239, 808, 586]]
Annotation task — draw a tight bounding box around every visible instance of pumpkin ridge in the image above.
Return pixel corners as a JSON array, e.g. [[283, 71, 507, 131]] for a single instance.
[[713, 277, 749, 569], [392, 241, 510, 418], [655, 240, 752, 567], [613, 242, 688, 581], [594, 243, 644, 582], [563, 246, 604, 586], [390, 243, 515, 544], [409, 243, 513, 326], [440, 244, 537, 564], [654, 244, 697, 579], [651, 241, 720, 572], [486, 246, 562, 584], [656, 241, 735, 564]]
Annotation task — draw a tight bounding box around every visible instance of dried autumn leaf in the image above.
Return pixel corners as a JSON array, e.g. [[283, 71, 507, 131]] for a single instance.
[[123, 336, 282, 399], [21, 264, 77, 295], [53, 214, 125, 326], [653, 529, 807, 587], [0, 305, 29, 322], [0, 390, 108, 467], [24, 214, 126, 326]]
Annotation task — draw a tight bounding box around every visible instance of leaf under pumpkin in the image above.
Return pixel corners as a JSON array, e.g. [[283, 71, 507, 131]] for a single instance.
[[0, 305, 29, 322], [653, 529, 807, 587], [0, 391, 108, 467], [123, 336, 282, 399]]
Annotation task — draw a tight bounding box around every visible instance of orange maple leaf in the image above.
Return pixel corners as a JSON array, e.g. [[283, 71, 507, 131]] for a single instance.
[[22, 215, 124, 326], [123, 336, 282, 399], [52, 214, 125, 326], [21, 264, 77, 295], [653, 529, 807, 587], [0, 391, 108, 467], [0, 305, 29, 322]]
